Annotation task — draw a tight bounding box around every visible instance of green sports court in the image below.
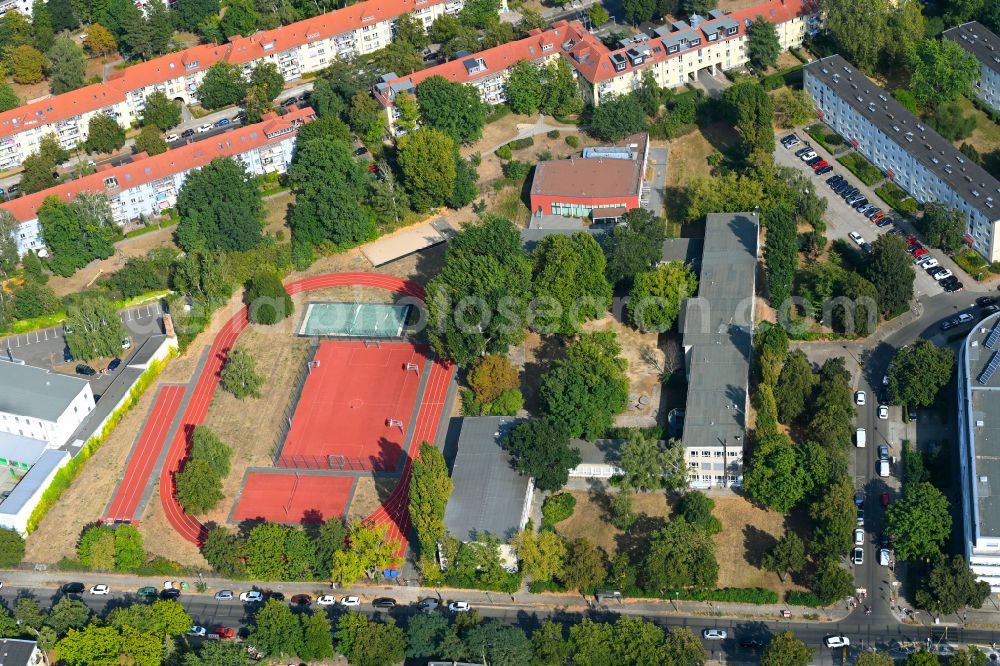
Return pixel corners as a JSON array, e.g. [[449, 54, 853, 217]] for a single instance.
[[297, 302, 411, 338]]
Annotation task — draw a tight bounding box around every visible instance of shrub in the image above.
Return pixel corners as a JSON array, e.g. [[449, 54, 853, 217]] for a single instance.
[[547, 129, 560, 139], [468, 355, 519, 403], [565, 135, 580, 148], [541, 493, 576, 530], [487, 388, 524, 416], [509, 137, 534, 150], [660, 587, 779, 604], [0, 528, 25, 568], [502, 159, 532, 182], [785, 591, 826, 607], [495, 144, 512, 159], [837, 152, 883, 186], [245, 270, 293, 325], [825, 134, 844, 146]]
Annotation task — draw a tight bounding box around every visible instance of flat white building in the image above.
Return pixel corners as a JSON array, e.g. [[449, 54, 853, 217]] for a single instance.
[[2, 107, 314, 256], [0, 361, 95, 447], [805, 54, 1000, 262], [944, 21, 1000, 116], [0, 0, 467, 170]]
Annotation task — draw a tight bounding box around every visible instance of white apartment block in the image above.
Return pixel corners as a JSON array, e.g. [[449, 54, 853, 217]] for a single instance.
[[0, 0, 31, 18], [944, 21, 1000, 116], [1, 107, 314, 256], [0, 361, 95, 447], [805, 55, 1000, 262], [0, 0, 466, 170]]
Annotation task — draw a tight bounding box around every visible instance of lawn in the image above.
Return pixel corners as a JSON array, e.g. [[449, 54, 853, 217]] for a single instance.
[[953, 96, 1000, 154], [837, 152, 884, 186], [874, 182, 918, 216], [805, 123, 845, 154]]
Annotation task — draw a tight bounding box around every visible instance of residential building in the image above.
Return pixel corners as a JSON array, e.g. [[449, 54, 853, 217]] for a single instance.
[[944, 21, 1000, 115], [568, 439, 625, 479], [958, 312, 1000, 590], [0, 0, 32, 19], [528, 133, 648, 219], [678, 212, 758, 489], [1, 107, 314, 256], [0, 0, 468, 170], [804, 54, 1000, 262], [0, 361, 95, 447], [0, 639, 45, 666]]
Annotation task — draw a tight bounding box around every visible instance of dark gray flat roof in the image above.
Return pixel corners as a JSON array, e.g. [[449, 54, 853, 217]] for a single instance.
[[0, 361, 90, 422], [570, 438, 623, 465], [0, 449, 68, 515], [443, 417, 530, 541], [0, 639, 38, 666], [944, 21, 1000, 77], [127, 334, 167, 367], [519, 226, 609, 252], [805, 55, 1000, 222], [680, 212, 758, 452], [966, 314, 1000, 538], [63, 366, 144, 450], [661, 237, 704, 267]]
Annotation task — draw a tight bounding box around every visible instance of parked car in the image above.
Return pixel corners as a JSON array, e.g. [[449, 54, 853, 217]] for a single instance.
[[827, 175, 843, 185], [880, 492, 891, 507], [197, 123, 212, 133], [876, 216, 893, 227], [878, 548, 891, 566], [816, 165, 834, 175], [187, 626, 207, 637], [878, 404, 888, 419], [920, 258, 939, 269], [877, 458, 890, 477], [854, 528, 865, 545], [878, 444, 889, 460], [958, 312, 975, 324], [418, 598, 440, 613], [795, 146, 814, 157], [63, 582, 85, 594], [212, 627, 234, 639], [978, 296, 997, 307], [849, 231, 865, 245], [943, 278, 964, 292], [448, 601, 471, 613], [940, 318, 959, 331], [857, 508, 865, 526], [855, 390, 866, 405], [854, 489, 864, 506], [90, 584, 110, 595], [852, 547, 864, 565], [372, 597, 396, 609], [290, 594, 312, 606], [160, 589, 180, 599], [165, 133, 178, 142], [933, 269, 954, 281], [853, 199, 871, 210], [912, 248, 928, 259], [107, 358, 122, 372], [137, 586, 157, 599], [703, 629, 727, 640], [799, 150, 817, 161], [239, 590, 263, 603], [180, 128, 195, 138], [214, 590, 234, 601], [340, 596, 361, 607], [353, 147, 367, 156], [825, 636, 850, 648], [855, 427, 866, 448], [982, 304, 1000, 318], [214, 118, 231, 127], [316, 595, 337, 606], [782, 133, 800, 147], [76, 364, 96, 376]]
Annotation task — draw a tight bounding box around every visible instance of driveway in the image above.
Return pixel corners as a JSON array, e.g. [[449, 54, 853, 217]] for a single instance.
[[644, 147, 668, 217], [693, 69, 729, 99]]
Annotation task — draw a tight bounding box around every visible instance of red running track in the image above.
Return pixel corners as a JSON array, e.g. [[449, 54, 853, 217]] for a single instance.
[[159, 273, 429, 547], [104, 385, 185, 522]]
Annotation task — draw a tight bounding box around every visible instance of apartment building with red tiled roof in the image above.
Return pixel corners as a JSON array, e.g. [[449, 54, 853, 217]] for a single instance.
[[0, 0, 467, 170], [2, 107, 314, 257]]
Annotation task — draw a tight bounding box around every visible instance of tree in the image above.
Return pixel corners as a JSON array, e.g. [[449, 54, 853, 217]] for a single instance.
[[821, 0, 890, 73], [134, 126, 167, 156], [45, 597, 90, 636], [513, 528, 566, 583], [949, 648, 989, 666], [348, 91, 386, 145], [416, 75, 486, 144], [915, 555, 990, 615], [468, 354, 519, 405], [812, 557, 855, 603], [0, 81, 19, 113], [141, 91, 181, 129], [865, 233, 914, 318], [530, 232, 612, 335], [532, 620, 572, 665], [197, 62, 247, 109], [336, 613, 406, 666], [642, 517, 718, 591], [747, 16, 780, 70], [64, 298, 126, 360], [505, 60, 543, 114], [249, 61, 284, 103], [84, 114, 126, 154], [11, 45, 44, 83], [504, 416, 580, 492], [684, 173, 767, 223], [745, 433, 808, 512], [300, 611, 334, 661], [809, 478, 856, 561], [249, 600, 303, 657], [200, 526, 245, 578], [618, 430, 686, 492], [190, 426, 231, 478], [603, 207, 666, 287], [772, 88, 815, 129], [725, 80, 774, 157], [288, 137, 377, 249], [56, 625, 124, 665], [177, 157, 264, 251], [540, 332, 629, 440], [764, 204, 796, 308], [562, 538, 607, 592], [330, 522, 400, 585], [0, 528, 24, 567], [83, 23, 117, 55], [394, 11, 429, 49], [761, 532, 806, 582], [856, 654, 895, 666], [541, 58, 583, 117], [113, 523, 145, 571], [762, 631, 813, 666], [676, 490, 721, 534], [807, 357, 856, 448], [409, 441, 453, 556], [589, 3, 609, 25], [219, 0, 257, 38], [244, 270, 292, 325], [182, 641, 254, 666], [175, 458, 223, 514], [394, 93, 419, 133], [627, 260, 698, 332], [13, 280, 59, 319], [905, 651, 942, 666], [396, 128, 458, 212], [887, 481, 952, 561], [609, 485, 636, 530], [910, 38, 979, 109], [775, 350, 816, 423], [48, 0, 78, 32], [406, 613, 450, 659], [218, 345, 264, 399], [889, 340, 954, 408], [0, 212, 16, 276], [589, 94, 646, 142], [47, 38, 86, 95], [623, 0, 655, 23], [31, 0, 53, 51], [921, 203, 966, 253], [465, 621, 533, 666]]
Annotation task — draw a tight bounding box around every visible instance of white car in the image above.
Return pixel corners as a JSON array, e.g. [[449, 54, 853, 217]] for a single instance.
[[853, 528, 865, 546], [340, 596, 361, 607], [165, 133, 179, 142], [852, 547, 864, 565], [920, 258, 939, 269], [89, 584, 110, 595], [418, 598, 440, 613], [878, 548, 891, 566], [164, 580, 178, 589], [448, 601, 471, 613], [958, 312, 975, 324], [825, 636, 850, 648], [878, 405, 888, 420], [197, 123, 213, 133], [855, 427, 866, 448], [187, 626, 207, 637], [316, 595, 337, 606], [702, 628, 727, 640], [848, 231, 865, 245], [239, 590, 263, 603], [877, 458, 890, 477], [799, 150, 817, 161], [855, 390, 866, 406], [933, 269, 954, 281]]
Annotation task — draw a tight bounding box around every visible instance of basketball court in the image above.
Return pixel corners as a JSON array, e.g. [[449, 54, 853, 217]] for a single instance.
[[231, 472, 354, 524], [298, 302, 412, 338], [276, 340, 427, 472]]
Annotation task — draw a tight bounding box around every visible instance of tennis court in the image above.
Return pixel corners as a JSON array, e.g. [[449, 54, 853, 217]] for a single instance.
[[276, 341, 427, 472], [298, 302, 411, 338], [232, 473, 354, 524]]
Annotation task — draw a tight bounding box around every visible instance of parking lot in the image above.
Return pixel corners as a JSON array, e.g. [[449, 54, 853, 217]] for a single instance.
[[773, 134, 955, 299], [1, 301, 165, 397]]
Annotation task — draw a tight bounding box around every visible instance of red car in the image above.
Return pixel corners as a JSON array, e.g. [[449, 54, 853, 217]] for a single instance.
[[880, 492, 890, 507], [811, 160, 829, 170], [913, 248, 928, 259], [212, 627, 234, 639]]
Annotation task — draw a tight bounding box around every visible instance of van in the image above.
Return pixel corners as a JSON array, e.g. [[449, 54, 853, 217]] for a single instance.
[[877, 458, 890, 477], [855, 428, 866, 448]]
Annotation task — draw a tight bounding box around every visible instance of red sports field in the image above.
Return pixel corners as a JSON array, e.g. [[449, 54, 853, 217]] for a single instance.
[[278, 341, 427, 472], [232, 473, 354, 524]]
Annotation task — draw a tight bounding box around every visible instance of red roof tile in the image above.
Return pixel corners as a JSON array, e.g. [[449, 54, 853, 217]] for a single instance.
[[0, 107, 315, 223], [0, 84, 127, 141]]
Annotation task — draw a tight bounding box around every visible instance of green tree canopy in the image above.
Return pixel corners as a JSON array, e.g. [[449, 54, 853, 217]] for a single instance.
[[774, 350, 816, 423], [809, 478, 856, 562], [530, 232, 612, 334], [336, 612, 406, 666], [764, 204, 797, 308], [887, 481, 952, 561], [618, 430, 687, 492], [416, 75, 486, 144], [865, 233, 914, 317], [190, 426, 232, 477], [603, 207, 666, 287], [198, 62, 248, 109], [408, 441, 453, 557], [249, 599, 303, 657], [397, 127, 457, 211], [724, 80, 774, 157], [47, 37, 86, 95], [220, 346, 264, 399], [589, 94, 647, 142], [744, 433, 807, 511], [0, 528, 24, 567], [889, 340, 954, 408], [761, 531, 806, 582], [175, 458, 223, 514], [920, 203, 966, 253], [504, 416, 580, 492], [245, 271, 293, 325], [84, 113, 126, 154], [642, 517, 719, 591], [627, 260, 698, 332], [64, 297, 127, 360], [910, 38, 980, 109], [811, 557, 855, 604], [747, 16, 780, 70], [141, 91, 181, 129], [821, 0, 891, 73], [504, 60, 543, 114], [134, 126, 168, 156], [762, 631, 813, 666], [915, 554, 991, 615], [11, 44, 44, 84], [177, 157, 264, 252]]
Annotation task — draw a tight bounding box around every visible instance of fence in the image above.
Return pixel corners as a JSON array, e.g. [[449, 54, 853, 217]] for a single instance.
[[275, 453, 394, 473], [270, 341, 319, 464]]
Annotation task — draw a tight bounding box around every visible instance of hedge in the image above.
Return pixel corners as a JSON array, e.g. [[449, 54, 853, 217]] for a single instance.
[[761, 65, 804, 91], [874, 182, 917, 215], [659, 587, 779, 604], [785, 591, 827, 607], [953, 248, 990, 281], [26, 352, 175, 533], [837, 152, 883, 186]]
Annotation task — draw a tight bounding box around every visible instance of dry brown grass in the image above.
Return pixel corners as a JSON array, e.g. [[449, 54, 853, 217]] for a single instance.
[[264, 191, 295, 236], [345, 477, 399, 524], [555, 490, 671, 556], [582, 315, 666, 422]]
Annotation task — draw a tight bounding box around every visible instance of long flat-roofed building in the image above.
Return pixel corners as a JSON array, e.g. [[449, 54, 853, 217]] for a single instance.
[[678, 212, 758, 489], [1, 107, 314, 256], [944, 21, 1000, 115], [805, 54, 1000, 262], [0, 361, 95, 447]]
